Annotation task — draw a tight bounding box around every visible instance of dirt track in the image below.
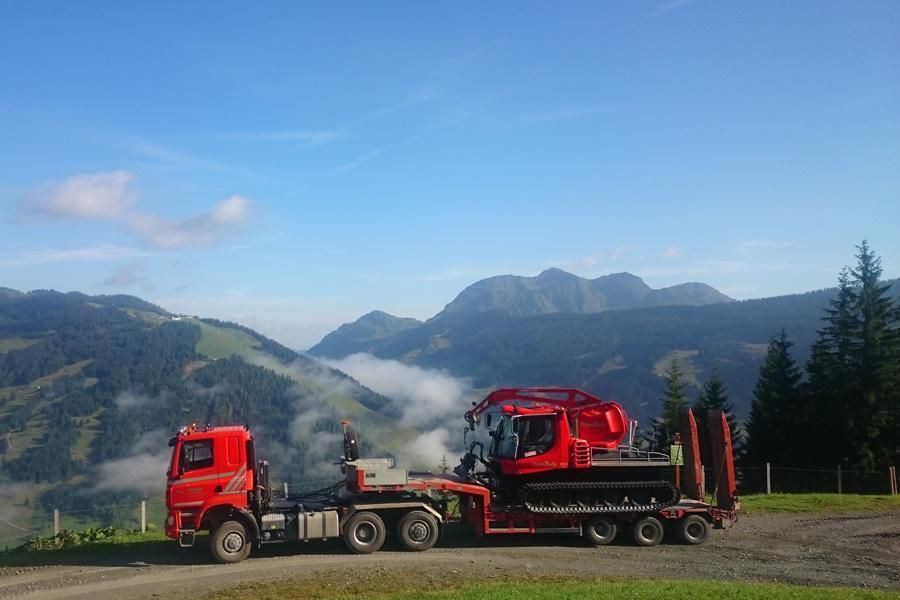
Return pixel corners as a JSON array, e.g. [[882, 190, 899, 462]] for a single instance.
[[0, 511, 897, 599]]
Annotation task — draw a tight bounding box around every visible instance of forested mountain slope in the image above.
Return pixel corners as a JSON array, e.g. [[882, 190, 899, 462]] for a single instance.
[[312, 281, 900, 426], [0, 289, 405, 519]]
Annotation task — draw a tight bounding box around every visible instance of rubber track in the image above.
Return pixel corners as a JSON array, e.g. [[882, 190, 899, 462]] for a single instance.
[[523, 480, 680, 514]]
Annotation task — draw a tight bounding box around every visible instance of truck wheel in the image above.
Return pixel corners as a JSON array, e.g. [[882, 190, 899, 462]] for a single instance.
[[631, 516, 664, 546], [676, 515, 709, 545], [210, 520, 251, 564], [397, 510, 439, 551], [583, 515, 617, 546], [343, 511, 386, 554]]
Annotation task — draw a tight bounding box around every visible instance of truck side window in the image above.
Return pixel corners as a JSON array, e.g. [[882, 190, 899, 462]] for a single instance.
[[517, 416, 555, 458], [182, 440, 214, 472]]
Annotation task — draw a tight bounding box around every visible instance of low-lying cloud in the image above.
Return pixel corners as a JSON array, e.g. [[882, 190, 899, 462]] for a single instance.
[[23, 170, 252, 250], [93, 430, 170, 495], [322, 353, 475, 468]]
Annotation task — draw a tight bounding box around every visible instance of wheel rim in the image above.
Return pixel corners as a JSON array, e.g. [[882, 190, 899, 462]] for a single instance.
[[408, 520, 430, 543], [222, 531, 244, 554], [592, 521, 612, 539], [354, 521, 377, 545], [640, 524, 657, 542], [686, 521, 704, 540]]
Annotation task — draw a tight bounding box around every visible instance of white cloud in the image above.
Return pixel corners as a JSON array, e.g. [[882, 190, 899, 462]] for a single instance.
[[93, 430, 171, 494], [126, 195, 251, 249], [28, 170, 135, 219], [323, 353, 472, 429], [22, 171, 252, 250], [322, 353, 474, 468]]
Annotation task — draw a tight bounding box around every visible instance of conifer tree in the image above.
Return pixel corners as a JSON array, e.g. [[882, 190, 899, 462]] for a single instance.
[[652, 360, 688, 452], [806, 242, 899, 470], [848, 241, 899, 469], [745, 329, 802, 464], [693, 367, 738, 465]]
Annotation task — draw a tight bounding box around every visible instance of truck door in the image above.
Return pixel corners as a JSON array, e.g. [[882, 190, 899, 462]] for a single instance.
[[218, 434, 248, 505], [170, 437, 219, 517]]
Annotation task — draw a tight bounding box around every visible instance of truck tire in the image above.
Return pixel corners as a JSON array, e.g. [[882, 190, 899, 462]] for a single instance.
[[343, 511, 386, 554], [397, 510, 439, 551], [631, 516, 664, 546], [210, 520, 252, 564], [583, 515, 617, 546], [676, 515, 709, 545]]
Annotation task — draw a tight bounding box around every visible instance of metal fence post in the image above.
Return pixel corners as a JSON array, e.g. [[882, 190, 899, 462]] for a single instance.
[[765, 462, 771, 494], [53, 509, 59, 536], [837, 465, 842, 494], [141, 501, 146, 534]]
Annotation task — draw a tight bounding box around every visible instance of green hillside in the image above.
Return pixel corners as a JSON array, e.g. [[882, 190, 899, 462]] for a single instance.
[[0, 289, 406, 542]]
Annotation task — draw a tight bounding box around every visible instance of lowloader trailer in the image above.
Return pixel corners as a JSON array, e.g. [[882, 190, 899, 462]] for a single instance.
[[164, 388, 737, 563]]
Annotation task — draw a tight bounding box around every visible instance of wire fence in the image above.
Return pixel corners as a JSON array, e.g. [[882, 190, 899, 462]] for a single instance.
[[0, 497, 167, 550], [716, 464, 898, 496]]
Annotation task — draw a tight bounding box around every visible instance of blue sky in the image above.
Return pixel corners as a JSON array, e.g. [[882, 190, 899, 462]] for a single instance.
[[1, 1, 898, 348]]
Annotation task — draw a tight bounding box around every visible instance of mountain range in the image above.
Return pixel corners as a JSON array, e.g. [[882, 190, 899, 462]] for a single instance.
[[312, 269, 732, 356], [310, 269, 900, 427]]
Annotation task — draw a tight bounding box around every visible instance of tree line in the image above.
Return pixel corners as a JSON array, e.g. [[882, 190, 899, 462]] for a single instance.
[[652, 241, 898, 473]]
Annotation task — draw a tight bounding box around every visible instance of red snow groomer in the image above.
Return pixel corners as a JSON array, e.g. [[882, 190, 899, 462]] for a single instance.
[[453, 388, 738, 540]]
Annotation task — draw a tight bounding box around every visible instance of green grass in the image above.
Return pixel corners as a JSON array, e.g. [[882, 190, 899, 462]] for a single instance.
[[201, 578, 900, 600], [194, 320, 262, 360], [0, 337, 39, 354], [0, 530, 171, 567], [740, 493, 900, 513]]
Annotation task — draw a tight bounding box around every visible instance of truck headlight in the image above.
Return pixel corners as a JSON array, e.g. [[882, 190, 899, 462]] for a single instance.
[[165, 515, 175, 528]]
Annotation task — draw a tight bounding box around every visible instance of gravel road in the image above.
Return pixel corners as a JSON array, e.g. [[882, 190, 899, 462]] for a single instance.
[[0, 511, 897, 599]]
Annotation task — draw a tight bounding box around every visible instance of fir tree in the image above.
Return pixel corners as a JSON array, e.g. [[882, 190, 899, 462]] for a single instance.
[[848, 241, 899, 469], [745, 329, 802, 464], [438, 454, 450, 474], [693, 367, 738, 465], [652, 360, 688, 452], [806, 242, 899, 470]]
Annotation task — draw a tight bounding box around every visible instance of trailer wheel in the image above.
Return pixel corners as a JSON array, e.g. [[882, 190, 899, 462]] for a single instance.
[[676, 515, 709, 545], [210, 520, 251, 564], [343, 511, 386, 554], [583, 515, 617, 546], [397, 510, 439, 551], [631, 516, 664, 546]]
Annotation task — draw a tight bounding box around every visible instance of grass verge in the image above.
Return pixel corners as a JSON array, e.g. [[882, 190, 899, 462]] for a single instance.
[[739, 493, 900, 513], [200, 576, 900, 600]]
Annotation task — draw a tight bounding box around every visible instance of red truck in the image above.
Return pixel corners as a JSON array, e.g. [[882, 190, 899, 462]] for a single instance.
[[165, 388, 737, 563]]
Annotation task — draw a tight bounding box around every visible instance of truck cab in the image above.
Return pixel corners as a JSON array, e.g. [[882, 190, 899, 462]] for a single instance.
[[165, 425, 257, 549]]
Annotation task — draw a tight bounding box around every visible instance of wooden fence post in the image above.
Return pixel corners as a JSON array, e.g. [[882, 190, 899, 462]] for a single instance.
[[140, 501, 146, 534], [284, 482, 289, 497], [53, 509, 59, 536], [837, 465, 842, 495], [890, 466, 897, 495], [765, 462, 771, 494]]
